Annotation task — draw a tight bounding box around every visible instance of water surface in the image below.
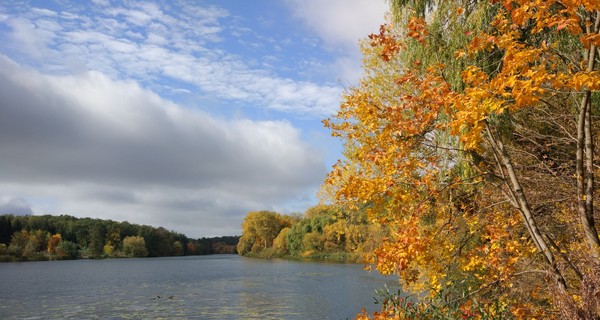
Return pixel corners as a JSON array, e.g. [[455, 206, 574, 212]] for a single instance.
[[0, 255, 397, 319]]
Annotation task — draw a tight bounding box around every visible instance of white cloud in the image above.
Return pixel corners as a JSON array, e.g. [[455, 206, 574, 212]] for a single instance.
[[285, 0, 387, 50], [6, 17, 59, 60], [0, 56, 326, 237], [31, 7, 57, 17], [0, 1, 342, 117], [284, 0, 387, 83]]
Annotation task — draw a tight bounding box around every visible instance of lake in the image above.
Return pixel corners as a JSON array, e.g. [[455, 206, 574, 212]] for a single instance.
[[0, 255, 398, 319]]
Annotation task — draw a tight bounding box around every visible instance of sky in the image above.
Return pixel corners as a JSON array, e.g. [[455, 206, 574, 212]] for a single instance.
[[0, 0, 388, 238]]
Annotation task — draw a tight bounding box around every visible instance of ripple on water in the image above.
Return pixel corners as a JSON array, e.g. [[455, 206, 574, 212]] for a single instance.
[[0, 255, 400, 319]]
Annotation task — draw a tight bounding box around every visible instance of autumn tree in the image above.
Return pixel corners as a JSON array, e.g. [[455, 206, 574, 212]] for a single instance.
[[237, 211, 291, 255], [122, 235, 148, 257], [8, 230, 29, 257], [273, 227, 291, 254], [6, 229, 49, 259], [325, 0, 600, 318], [47, 233, 61, 254], [104, 224, 122, 256]]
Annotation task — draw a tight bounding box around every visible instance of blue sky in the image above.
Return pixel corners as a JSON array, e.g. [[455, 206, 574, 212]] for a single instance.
[[0, 0, 387, 237]]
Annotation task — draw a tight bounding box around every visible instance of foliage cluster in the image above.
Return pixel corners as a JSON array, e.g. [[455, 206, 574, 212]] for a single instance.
[[0, 214, 238, 261], [323, 0, 600, 318], [236, 205, 387, 261]]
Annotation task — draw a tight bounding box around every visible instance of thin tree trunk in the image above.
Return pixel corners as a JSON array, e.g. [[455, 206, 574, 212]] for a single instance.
[[485, 124, 568, 291], [584, 92, 600, 252], [577, 10, 600, 256]]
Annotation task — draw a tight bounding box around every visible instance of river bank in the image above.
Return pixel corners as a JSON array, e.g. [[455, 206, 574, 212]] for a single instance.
[[240, 251, 364, 264]]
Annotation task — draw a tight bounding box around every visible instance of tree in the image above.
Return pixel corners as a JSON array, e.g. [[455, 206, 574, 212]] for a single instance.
[[0, 215, 12, 244], [237, 211, 290, 254], [236, 234, 254, 255], [286, 219, 310, 256], [8, 230, 29, 257], [88, 224, 106, 258], [56, 240, 79, 259], [302, 232, 325, 254], [449, 0, 600, 299], [122, 236, 148, 257], [105, 225, 122, 253], [186, 241, 197, 255], [327, 0, 600, 318], [273, 227, 290, 254], [103, 243, 115, 257], [22, 230, 47, 258], [172, 241, 184, 256], [47, 233, 61, 254]]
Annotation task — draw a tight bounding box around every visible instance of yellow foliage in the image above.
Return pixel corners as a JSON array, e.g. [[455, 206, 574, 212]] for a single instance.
[[47, 233, 62, 254], [324, 0, 600, 318]]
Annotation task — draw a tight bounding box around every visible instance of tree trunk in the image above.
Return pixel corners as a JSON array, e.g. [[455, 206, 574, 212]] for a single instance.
[[486, 123, 568, 291], [577, 10, 600, 257]]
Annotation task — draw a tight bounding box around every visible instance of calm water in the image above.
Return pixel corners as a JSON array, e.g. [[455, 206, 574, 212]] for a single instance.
[[0, 255, 398, 319]]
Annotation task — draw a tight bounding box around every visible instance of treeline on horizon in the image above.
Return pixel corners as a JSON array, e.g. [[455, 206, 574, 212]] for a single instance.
[[236, 204, 386, 262], [0, 214, 238, 262]]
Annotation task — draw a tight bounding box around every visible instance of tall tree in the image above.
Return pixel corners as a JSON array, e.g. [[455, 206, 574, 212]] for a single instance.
[[237, 211, 290, 254], [328, 0, 600, 318], [122, 236, 148, 257]]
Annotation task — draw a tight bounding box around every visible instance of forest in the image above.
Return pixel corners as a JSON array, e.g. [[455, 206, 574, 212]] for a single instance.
[[238, 0, 600, 319], [0, 214, 238, 261]]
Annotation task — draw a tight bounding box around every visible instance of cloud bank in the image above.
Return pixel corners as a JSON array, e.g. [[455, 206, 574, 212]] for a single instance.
[[0, 1, 388, 237], [0, 56, 326, 237]]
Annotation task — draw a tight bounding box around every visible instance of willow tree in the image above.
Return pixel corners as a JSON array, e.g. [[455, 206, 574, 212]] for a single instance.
[[324, 0, 600, 318], [236, 211, 291, 255]]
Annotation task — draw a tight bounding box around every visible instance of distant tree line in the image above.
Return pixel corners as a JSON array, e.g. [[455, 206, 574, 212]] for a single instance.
[[236, 205, 387, 261], [0, 214, 238, 262]]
